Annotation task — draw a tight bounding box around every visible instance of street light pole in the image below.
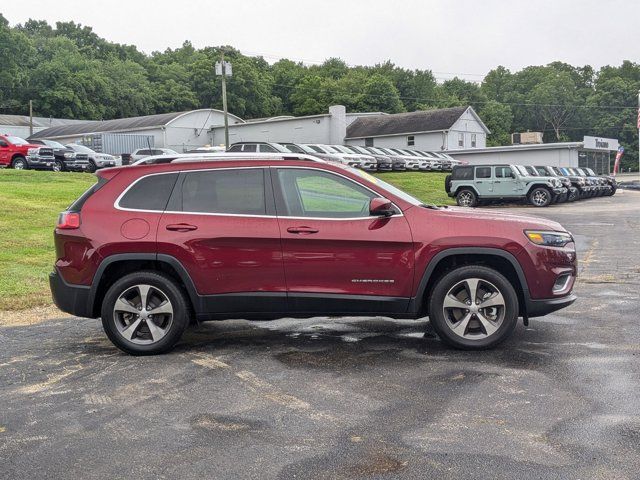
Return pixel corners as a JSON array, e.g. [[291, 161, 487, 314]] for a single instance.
[[637, 89, 639, 174], [221, 53, 229, 149]]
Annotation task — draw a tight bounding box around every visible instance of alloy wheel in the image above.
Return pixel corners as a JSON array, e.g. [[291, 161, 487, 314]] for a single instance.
[[532, 190, 549, 206], [113, 284, 173, 345], [458, 191, 473, 207], [442, 278, 505, 339], [13, 160, 25, 170]]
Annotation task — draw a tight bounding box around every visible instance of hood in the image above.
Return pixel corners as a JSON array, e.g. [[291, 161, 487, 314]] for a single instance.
[[437, 206, 566, 232]]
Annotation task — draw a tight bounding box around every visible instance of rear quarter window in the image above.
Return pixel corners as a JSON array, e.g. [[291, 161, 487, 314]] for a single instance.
[[118, 173, 179, 211], [68, 176, 109, 212], [452, 166, 473, 180]]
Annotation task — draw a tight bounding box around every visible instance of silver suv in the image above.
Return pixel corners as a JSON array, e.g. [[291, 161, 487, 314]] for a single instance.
[[446, 164, 567, 207]]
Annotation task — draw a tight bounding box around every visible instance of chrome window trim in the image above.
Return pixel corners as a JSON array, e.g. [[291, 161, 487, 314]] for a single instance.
[[113, 165, 404, 220]]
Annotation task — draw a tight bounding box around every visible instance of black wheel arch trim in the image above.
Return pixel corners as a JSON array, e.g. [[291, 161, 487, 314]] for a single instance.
[[409, 247, 532, 316], [86, 253, 200, 317]]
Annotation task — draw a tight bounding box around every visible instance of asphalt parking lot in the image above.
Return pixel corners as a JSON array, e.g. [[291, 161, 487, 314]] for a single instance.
[[1, 191, 639, 480]]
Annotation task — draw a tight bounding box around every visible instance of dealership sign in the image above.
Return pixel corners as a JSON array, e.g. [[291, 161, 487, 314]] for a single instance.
[[583, 136, 619, 151]]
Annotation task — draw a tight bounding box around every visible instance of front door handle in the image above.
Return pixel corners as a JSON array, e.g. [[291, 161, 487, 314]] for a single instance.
[[166, 223, 198, 232], [287, 226, 319, 235]]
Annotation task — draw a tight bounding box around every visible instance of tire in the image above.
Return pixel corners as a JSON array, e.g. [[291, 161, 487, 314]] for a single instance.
[[101, 271, 191, 355], [444, 175, 452, 194], [608, 187, 617, 197], [456, 188, 478, 207], [11, 156, 28, 170], [86, 160, 97, 173], [52, 160, 65, 172], [528, 187, 551, 207], [567, 188, 578, 202], [428, 265, 519, 350]]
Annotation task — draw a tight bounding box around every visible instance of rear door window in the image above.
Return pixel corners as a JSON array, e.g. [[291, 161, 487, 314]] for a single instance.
[[475, 167, 492, 179], [227, 145, 243, 152], [259, 144, 278, 153], [242, 144, 257, 152], [180, 169, 266, 215], [119, 173, 179, 211]]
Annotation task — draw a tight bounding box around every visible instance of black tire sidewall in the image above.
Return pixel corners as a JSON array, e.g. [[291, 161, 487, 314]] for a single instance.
[[101, 271, 190, 355], [87, 160, 97, 173], [428, 265, 519, 350], [53, 160, 64, 172]]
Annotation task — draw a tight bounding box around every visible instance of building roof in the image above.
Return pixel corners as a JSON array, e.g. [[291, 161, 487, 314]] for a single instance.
[[0, 114, 85, 129], [346, 106, 477, 139], [29, 109, 241, 139]]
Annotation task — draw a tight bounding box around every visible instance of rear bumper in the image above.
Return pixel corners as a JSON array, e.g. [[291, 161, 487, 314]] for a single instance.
[[49, 269, 92, 318], [525, 293, 577, 318]]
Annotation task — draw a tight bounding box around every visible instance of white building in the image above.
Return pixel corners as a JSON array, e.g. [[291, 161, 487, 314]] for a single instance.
[[344, 106, 489, 150], [28, 109, 244, 152]]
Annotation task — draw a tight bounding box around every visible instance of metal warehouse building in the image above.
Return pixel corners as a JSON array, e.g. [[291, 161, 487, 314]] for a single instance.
[[28, 109, 244, 153], [445, 136, 619, 174]]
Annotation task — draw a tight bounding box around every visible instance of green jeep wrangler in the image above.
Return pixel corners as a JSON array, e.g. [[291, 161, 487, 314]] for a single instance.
[[445, 164, 567, 207]]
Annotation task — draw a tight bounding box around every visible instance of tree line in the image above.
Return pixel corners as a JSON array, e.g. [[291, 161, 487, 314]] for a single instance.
[[1, 14, 638, 170]]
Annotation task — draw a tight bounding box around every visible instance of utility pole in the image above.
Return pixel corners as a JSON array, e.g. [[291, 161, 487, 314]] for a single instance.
[[29, 100, 33, 137], [215, 54, 232, 149], [637, 90, 639, 174]]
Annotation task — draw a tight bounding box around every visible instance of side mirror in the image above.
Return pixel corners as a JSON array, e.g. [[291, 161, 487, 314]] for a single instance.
[[370, 198, 395, 217]]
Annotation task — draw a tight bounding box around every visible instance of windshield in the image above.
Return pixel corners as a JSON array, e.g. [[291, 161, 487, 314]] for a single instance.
[[307, 145, 326, 153], [576, 168, 588, 176], [585, 168, 597, 176], [331, 145, 351, 154], [43, 140, 66, 149], [514, 165, 529, 176], [321, 145, 340, 154], [536, 166, 552, 176], [524, 166, 539, 176], [68, 144, 95, 153], [6, 136, 29, 145]]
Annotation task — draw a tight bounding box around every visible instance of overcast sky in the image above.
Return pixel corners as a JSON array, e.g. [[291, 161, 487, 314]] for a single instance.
[[4, 0, 639, 80]]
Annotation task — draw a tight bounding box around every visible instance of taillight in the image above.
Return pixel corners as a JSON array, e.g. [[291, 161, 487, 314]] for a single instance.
[[57, 212, 81, 229]]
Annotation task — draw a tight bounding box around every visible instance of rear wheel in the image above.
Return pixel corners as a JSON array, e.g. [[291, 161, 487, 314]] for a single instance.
[[11, 156, 28, 170], [528, 187, 551, 207], [456, 188, 478, 207], [101, 271, 190, 355], [428, 265, 519, 350]]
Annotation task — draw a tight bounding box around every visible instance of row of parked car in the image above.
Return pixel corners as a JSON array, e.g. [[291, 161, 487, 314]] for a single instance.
[[446, 164, 617, 207], [0, 134, 119, 172], [226, 142, 461, 172]]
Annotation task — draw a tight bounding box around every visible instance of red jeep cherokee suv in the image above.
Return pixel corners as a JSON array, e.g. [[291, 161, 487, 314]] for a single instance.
[[50, 158, 577, 355]]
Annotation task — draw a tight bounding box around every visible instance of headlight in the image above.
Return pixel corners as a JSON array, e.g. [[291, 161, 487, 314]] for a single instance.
[[525, 230, 573, 247], [64, 152, 75, 158], [28, 148, 38, 155]]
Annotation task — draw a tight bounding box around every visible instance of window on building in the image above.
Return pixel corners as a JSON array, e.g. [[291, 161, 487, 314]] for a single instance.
[[471, 134, 477, 148], [181, 169, 266, 215], [364, 138, 374, 147], [475, 167, 491, 179], [407, 135, 415, 146], [119, 173, 179, 211], [458, 133, 465, 147]]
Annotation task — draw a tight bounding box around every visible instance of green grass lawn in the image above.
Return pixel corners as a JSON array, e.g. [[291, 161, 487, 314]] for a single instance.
[[0, 169, 451, 311], [0, 170, 95, 310]]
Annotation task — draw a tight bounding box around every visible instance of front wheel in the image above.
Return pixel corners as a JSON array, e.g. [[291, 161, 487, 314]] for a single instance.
[[529, 187, 551, 207], [101, 271, 190, 355], [428, 265, 519, 350], [456, 189, 478, 207], [52, 160, 65, 172], [86, 160, 97, 173], [11, 156, 28, 170]]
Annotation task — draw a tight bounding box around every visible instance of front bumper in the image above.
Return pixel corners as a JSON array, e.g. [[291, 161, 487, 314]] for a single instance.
[[49, 269, 92, 318], [95, 160, 116, 169], [526, 293, 577, 318], [26, 155, 55, 167], [553, 187, 567, 196]]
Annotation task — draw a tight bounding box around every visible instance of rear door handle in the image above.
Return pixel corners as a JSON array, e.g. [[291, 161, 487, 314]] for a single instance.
[[166, 223, 198, 232], [287, 226, 319, 235]]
